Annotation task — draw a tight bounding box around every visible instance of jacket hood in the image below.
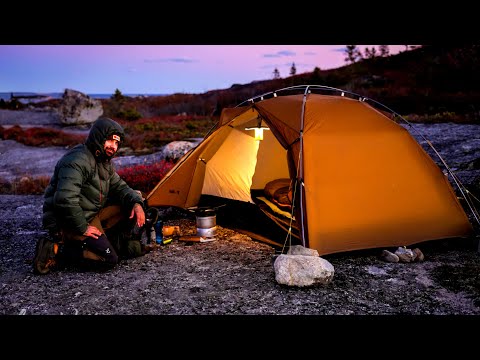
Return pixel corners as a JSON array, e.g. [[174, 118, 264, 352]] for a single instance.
[[86, 117, 125, 161]]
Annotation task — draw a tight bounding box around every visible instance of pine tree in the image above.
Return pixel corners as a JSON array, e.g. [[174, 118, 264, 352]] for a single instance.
[[364, 47, 377, 59], [379, 45, 390, 57], [311, 66, 322, 84], [344, 45, 362, 64], [273, 67, 281, 79], [112, 88, 125, 103], [290, 62, 297, 76]]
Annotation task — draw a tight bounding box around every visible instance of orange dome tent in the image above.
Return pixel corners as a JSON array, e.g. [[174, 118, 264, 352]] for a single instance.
[[147, 85, 475, 255]]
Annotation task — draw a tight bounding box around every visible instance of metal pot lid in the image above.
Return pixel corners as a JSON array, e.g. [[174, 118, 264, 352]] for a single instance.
[[187, 204, 225, 216], [196, 208, 216, 216]]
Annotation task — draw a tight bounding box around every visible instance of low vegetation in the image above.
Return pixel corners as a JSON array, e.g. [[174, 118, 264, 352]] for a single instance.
[[0, 125, 85, 147], [402, 111, 470, 124], [117, 161, 175, 194], [115, 114, 216, 152], [0, 175, 51, 195], [0, 161, 176, 196], [0, 114, 217, 152]]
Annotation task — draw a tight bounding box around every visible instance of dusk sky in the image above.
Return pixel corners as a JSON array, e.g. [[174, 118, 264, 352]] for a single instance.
[[0, 45, 408, 95]]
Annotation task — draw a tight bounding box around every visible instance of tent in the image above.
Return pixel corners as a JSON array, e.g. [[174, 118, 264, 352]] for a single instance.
[[146, 85, 475, 255]]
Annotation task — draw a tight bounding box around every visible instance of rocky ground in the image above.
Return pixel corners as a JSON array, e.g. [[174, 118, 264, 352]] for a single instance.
[[1, 110, 480, 316], [1, 194, 480, 316]]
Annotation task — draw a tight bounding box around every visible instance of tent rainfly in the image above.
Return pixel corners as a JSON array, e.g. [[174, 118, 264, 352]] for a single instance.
[[146, 85, 476, 256]]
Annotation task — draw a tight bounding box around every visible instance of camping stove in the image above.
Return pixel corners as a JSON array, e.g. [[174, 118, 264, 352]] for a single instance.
[[188, 205, 225, 238]]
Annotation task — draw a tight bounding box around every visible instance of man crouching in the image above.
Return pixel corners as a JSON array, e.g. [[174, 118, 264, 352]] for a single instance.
[[34, 117, 147, 274]]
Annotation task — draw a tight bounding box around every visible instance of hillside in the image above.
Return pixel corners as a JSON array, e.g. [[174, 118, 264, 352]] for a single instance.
[[96, 45, 480, 123]]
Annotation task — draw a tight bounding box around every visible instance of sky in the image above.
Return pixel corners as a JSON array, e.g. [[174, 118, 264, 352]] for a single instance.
[[0, 45, 409, 95]]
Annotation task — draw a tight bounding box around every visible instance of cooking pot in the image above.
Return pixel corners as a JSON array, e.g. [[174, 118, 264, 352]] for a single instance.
[[188, 205, 225, 237], [196, 215, 216, 229]]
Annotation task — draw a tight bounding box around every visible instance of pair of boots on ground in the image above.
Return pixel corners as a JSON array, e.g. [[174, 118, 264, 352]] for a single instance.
[[33, 207, 160, 274], [380, 246, 425, 263]]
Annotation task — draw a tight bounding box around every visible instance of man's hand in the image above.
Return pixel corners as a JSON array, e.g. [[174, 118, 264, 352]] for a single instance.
[[130, 203, 145, 227], [83, 225, 102, 239]]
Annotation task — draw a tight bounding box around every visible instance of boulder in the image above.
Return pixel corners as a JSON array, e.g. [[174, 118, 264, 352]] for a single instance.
[[58, 89, 103, 125], [162, 141, 196, 161], [274, 246, 335, 287]]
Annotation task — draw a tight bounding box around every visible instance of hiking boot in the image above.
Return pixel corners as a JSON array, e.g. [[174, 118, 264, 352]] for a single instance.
[[380, 249, 399, 263], [412, 248, 425, 262], [33, 237, 57, 275], [395, 247, 415, 262]]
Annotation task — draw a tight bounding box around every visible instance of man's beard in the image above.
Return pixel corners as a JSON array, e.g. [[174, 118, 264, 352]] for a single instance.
[[105, 147, 116, 157]]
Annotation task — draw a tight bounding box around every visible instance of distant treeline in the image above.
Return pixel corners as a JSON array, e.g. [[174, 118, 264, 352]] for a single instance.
[[96, 46, 480, 124], [14, 45, 480, 124]]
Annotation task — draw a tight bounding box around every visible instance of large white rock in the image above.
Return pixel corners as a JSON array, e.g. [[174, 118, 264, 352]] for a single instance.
[[161, 141, 196, 161], [58, 89, 103, 125], [288, 245, 319, 257], [274, 254, 335, 287]]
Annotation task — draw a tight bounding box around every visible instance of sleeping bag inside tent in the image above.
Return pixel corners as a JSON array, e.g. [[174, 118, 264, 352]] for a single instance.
[[146, 88, 474, 255]]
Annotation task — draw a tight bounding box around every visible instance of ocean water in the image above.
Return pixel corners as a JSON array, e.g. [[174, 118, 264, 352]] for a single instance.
[[0, 92, 165, 103]]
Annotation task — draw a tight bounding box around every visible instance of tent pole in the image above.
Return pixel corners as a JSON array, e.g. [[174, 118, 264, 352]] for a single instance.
[[297, 88, 309, 247]]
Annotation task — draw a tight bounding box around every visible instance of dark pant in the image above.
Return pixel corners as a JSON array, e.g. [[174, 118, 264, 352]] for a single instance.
[[59, 205, 128, 266], [83, 234, 119, 264]]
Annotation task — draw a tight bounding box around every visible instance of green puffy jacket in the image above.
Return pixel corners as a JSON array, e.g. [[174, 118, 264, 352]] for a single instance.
[[43, 117, 143, 235]]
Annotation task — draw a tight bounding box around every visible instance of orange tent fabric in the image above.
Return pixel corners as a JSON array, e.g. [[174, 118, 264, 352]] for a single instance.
[[147, 92, 473, 255]]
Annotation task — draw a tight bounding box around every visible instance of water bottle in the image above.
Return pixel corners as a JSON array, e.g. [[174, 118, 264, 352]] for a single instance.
[[155, 219, 163, 245]]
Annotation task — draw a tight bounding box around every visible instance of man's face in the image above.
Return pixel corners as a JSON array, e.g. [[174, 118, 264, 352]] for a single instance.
[[104, 139, 119, 157]]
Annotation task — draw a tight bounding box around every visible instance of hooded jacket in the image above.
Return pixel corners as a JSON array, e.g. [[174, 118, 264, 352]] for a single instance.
[[42, 117, 143, 235]]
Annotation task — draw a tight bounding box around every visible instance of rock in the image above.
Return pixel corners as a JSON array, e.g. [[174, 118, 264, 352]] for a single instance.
[[162, 141, 196, 161], [0, 109, 59, 125], [58, 89, 103, 125], [274, 254, 334, 287], [287, 245, 319, 257]]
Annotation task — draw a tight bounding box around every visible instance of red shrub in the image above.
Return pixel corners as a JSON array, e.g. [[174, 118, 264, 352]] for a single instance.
[[117, 160, 175, 194], [23, 128, 86, 147], [3, 125, 24, 140], [1, 126, 86, 147]]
